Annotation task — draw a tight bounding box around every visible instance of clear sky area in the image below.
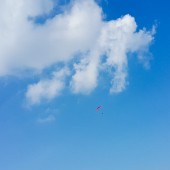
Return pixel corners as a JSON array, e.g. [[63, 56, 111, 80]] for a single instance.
[[0, 0, 170, 170]]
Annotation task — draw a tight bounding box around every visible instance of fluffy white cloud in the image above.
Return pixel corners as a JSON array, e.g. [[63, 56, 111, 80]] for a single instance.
[[70, 50, 101, 94], [0, 0, 102, 74], [26, 67, 70, 105], [0, 0, 155, 104], [71, 14, 154, 94]]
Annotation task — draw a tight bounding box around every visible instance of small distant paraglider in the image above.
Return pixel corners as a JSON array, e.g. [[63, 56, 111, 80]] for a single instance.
[[96, 105, 104, 115]]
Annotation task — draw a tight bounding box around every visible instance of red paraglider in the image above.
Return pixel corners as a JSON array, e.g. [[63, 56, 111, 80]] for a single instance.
[[96, 105, 102, 111], [96, 105, 103, 115]]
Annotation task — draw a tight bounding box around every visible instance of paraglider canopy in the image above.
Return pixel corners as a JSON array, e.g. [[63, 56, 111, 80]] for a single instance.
[[96, 105, 103, 115], [96, 105, 102, 111]]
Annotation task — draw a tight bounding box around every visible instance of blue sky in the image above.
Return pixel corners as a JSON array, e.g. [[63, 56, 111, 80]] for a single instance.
[[0, 0, 170, 170]]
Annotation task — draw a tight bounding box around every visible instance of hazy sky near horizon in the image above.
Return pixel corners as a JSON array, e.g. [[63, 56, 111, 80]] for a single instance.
[[0, 0, 170, 170]]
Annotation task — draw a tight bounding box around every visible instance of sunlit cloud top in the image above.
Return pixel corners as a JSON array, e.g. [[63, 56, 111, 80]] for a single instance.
[[0, 0, 155, 105]]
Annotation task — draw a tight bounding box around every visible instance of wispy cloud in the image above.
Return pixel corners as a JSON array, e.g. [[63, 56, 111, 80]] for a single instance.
[[37, 114, 56, 124], [0, 0, 155, 105]]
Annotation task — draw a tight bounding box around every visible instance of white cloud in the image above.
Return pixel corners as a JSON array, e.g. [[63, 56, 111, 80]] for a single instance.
[[0, 0, 102, 75], [26, 67, 70, 105], [70, 14, 154, 94], [37, 114, 56, 124], [0, 0, 155, 104], [70, 50, 100, 94]]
